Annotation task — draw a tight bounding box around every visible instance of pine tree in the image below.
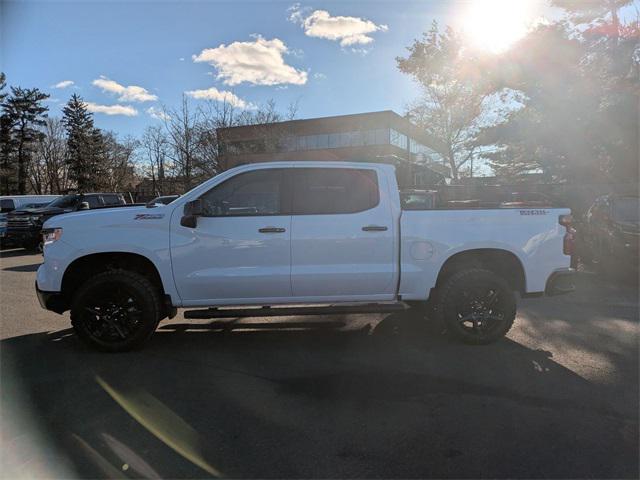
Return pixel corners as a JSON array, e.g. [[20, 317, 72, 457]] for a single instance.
[[62, 93, 98, 191], [0, 73, 12, 195], [1, 85, 49, 194]]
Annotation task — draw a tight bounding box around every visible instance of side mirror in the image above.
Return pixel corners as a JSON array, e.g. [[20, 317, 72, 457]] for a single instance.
[[78, 201, 90, 210], [181, 199, 203, 228]]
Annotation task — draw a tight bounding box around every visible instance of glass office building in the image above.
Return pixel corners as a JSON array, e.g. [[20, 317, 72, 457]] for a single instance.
[[217, 111, 450, 187]]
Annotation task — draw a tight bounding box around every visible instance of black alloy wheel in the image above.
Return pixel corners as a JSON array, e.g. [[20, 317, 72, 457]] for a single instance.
[[437, 268, 516, 344], [71, 270, 162, 352]]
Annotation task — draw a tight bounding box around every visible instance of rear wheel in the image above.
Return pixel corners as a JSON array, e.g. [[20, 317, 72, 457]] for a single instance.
[[436, 268, 516, 345], [71, 270, 162, 352]]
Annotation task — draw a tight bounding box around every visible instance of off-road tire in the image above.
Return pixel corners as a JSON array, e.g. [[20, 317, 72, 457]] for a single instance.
[[435, 268, 516, 345], [71, 269, 162, 352]]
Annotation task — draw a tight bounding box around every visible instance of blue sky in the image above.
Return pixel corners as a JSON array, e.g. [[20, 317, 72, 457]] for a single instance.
[[1, 0, 468, 137]]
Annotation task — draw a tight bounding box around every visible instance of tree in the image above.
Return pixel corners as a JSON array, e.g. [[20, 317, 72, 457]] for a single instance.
[[100, 132, 137, 192], [141, 125, 170, 195], [552, 0, 634, 37], [1, 86, 49, 194], [62, 93, 100, 191], [0, 72, 12, 194], [162, 96, 202, 191], [31, 118, 70, 194], [396, 22, 499, 180], [477, 4, 639, 183]]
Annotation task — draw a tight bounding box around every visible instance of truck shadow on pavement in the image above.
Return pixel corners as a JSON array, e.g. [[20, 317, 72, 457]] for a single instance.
[[2, 312, 638, 479], [0, 248, 38, 258], [2, 262, 41, 272]]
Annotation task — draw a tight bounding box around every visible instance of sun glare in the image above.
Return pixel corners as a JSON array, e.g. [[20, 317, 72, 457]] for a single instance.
[[459, 0, 538, 53]]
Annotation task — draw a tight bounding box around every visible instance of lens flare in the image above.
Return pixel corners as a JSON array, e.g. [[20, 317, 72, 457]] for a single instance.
[[459, 0, 538, 53]]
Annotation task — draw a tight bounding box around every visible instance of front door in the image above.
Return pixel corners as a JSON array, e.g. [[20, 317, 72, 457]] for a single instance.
[[289, 167, 397, 301], [171, 168, 292, 305]]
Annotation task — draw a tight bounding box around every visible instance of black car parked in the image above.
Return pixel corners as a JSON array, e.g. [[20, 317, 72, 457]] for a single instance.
[[579, 194, 639, 272], [6, 193, 127, 251]]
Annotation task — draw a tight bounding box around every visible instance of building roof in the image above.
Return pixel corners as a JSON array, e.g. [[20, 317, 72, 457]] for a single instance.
[[217, 110, 446, 154]]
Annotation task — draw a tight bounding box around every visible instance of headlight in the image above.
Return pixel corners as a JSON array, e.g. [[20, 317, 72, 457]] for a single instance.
[[42, 228, 63, 245]]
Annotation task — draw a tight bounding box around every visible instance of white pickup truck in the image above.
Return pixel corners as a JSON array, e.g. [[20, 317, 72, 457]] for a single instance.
[[36, 162, 575, 351]]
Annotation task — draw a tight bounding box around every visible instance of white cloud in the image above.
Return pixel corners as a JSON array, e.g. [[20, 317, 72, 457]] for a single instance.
[[192, 35, 307, 86], [84, 102, 138, 116], [146, 106, 171, 121], [52, 80, 74, 89], [185, 87, 252, 109], [288, 4, 388, 47], [92, 76, 157, 102]]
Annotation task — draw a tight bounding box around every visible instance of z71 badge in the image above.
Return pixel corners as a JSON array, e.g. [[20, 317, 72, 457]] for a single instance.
[[519, 209, 549, 215], [134, 213, 165, 220]]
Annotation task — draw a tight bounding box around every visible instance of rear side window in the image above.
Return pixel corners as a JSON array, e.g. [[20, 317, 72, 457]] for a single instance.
[[292, 168, 379, 215], [102, 194, 123, 206], [85, 196, 103, 208]]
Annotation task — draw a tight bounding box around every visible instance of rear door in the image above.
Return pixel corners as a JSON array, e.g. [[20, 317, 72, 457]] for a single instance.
[[290, 166, 397, 301]]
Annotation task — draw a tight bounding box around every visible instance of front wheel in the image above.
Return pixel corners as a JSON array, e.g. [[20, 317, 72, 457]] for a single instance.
[[71, 270, 162, 352], [435, 268, 516, 345]]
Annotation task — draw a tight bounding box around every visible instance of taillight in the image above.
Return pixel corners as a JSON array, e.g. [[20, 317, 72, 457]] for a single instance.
[[559, 214, 575, 256], [563, 227, 576, 255]]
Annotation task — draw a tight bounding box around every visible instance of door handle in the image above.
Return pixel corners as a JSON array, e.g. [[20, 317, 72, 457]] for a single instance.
[[362, 225, 388, 232], [259, 227, 286, 233]]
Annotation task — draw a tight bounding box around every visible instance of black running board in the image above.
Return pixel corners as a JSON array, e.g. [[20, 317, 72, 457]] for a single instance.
[[184, 302, 408, 319]]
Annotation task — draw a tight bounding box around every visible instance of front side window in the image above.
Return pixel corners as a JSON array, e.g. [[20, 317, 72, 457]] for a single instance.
[[292, 168, 379, 215], [200, 169, 285, 217]]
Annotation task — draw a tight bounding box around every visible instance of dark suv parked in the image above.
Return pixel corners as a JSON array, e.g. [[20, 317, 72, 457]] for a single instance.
[[6, 193, 127, 250], [580, 194, 639, 272]]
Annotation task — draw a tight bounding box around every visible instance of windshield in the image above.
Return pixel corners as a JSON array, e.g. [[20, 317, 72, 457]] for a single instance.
[[47, 195, 79, 209], [612, 197, 640, 224], [20, 202, 52, 209]]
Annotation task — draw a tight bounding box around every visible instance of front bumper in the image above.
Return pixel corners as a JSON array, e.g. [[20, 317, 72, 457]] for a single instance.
[[545, 268, 576, 296], [7, 228, 40, 245], [35, 281, 67, 314]]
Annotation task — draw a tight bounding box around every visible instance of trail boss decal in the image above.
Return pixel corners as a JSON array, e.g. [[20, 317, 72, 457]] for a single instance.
[[520, 209, 549, 215], [134, 213, 165, 220]]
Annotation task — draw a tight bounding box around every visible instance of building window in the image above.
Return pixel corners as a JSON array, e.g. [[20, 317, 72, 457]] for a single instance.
[[374, 128, 389, 145], [390, 129, 408, 149], [328, 133, 341, 148], [316, 134, 329, 149]]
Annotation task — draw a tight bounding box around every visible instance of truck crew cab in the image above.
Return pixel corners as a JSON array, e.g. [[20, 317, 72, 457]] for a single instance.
[[36, 162, 574, 351]]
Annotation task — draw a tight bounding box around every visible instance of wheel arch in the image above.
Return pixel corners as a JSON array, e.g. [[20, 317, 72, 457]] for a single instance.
[[434, 248, 526, 295], [60, 252, 171, 314]]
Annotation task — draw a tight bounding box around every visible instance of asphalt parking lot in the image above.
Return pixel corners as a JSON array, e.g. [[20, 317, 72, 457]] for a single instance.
[[1, 248, 638, 479]]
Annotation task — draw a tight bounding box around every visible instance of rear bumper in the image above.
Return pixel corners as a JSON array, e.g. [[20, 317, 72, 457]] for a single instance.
[[545, 268, 576, 296], [35, 281, 67, 314]]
